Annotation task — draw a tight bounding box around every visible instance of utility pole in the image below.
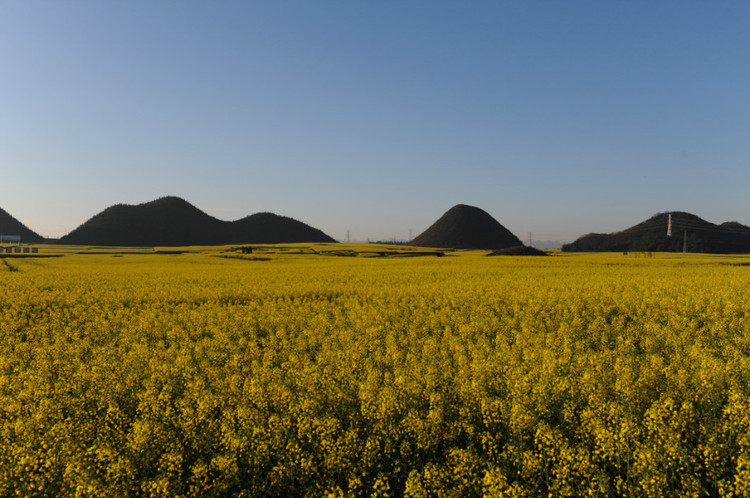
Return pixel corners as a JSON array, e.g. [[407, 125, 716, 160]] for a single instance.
[[667, 213, 672, 237], [683, 230, 687, 253]]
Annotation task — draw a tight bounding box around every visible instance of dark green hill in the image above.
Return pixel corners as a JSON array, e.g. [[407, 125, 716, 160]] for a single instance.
[[60, 197, 224, 246], [563, 212, 750, 253], [0, 206, 45, 243], [410, 204, 523, 250], [60, 196, 336, 246], [231, 212, 336, 244]]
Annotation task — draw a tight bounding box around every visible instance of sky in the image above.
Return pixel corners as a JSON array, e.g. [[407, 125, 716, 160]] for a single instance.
[[1, 1, 748, 242]]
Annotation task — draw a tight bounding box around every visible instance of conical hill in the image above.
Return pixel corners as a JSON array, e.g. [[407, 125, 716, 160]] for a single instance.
[[0, 206, 45, 243], [410, 204, 523, 250], [60, 196, 223, 246]]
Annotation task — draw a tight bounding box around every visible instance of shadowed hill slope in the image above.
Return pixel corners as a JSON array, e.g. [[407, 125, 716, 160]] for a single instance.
[[563, 212, 750, 253], [232, 212, 336, 244], [60, 196, 336, 246], [0, 207, 45, 243], [411, 204, 523, 250]]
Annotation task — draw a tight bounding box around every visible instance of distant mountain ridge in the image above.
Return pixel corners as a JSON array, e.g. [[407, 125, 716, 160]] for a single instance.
[[411, 204, 523, 250], [563, 211, 750, 253], [0, 206, 45, 243], [59, 196, 336, 246], [6, 200, 750, 253]]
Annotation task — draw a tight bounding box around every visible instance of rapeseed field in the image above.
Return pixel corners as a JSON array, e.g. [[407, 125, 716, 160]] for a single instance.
[[2, 247, 750, 496]]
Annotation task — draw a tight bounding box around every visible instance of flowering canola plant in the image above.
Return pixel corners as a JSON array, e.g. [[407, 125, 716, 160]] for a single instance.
[[1, 248, 750, 496]]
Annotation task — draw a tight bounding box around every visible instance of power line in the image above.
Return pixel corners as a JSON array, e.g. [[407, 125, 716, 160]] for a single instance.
[[603, 217, 750, 237], [669, 221, 750, 235]]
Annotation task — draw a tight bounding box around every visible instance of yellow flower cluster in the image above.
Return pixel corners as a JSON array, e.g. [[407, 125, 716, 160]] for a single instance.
[[1, 248, 750, 496]]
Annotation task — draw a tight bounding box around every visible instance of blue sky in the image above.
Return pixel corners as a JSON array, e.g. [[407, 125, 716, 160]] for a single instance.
[[1, 1, 748, 242]]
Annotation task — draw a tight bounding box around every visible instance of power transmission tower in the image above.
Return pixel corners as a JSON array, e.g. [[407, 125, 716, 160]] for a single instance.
[[346, 230, 350, 243], [528, 232, 533, 247], [683, 230, 687, 253], [667, 213, 672, 237]]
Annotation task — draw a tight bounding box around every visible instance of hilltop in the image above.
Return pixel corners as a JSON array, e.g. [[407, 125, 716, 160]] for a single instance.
[[0, 206, 45, 243], [563, 211, 750, 253], [60, 196, 336, 246], [410, 204, 523, 250]]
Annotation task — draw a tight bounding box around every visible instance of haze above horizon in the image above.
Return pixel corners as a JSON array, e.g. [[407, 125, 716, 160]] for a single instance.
[[1, 1, 748, 242]]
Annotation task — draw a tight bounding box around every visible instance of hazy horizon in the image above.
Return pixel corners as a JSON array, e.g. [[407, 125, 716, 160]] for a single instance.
[[2, 1, 748, 241]]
